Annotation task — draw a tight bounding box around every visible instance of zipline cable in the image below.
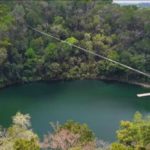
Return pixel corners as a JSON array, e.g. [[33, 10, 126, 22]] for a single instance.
[[27, 25, 150, 79]]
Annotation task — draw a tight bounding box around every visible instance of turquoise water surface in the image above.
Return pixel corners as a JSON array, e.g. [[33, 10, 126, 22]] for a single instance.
[[0, 80, 149, 141]]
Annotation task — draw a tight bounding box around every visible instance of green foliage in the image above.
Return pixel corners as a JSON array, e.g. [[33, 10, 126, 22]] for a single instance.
[[25, 48, 36, 58], [115, 112, 150, 149], [14, 138, 40, 150], [108, 50, 119, 61], [60, 120, 95, 144], [67, 66, 80, 79], [49, 62, 61, 74], [0, 0, 149, 88], [54, 16, 64, 25], [0, 112, 39, 150], [65, 37, 78, 45], [26, 9, 42, 25], [0, 38, 11, 47], [45, 43, 57, 58], [30, 37, 44, 50], [111, 143, 132, 150], [0, 48, 7, 65], [0, 4, 14, 31]]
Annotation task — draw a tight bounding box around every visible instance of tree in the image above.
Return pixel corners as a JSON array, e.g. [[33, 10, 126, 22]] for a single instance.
[[113, 112, 150, 149], [61, 120, 95, 144], [0, 112, 40, 150], [0, 4, 13, 32], [25, 48, 36, 58], [41, 120, 96, 150], [111, 143, 131, 150], [44, 43, 58, 59], [46, 62, 62, 79], [42, 129, 80, 150], [14, 138, 40, 150], [0, 48, 7, 65], [65, 37, 78, 45], [12, 112, 31, 129], [12, 4, 25, 24]]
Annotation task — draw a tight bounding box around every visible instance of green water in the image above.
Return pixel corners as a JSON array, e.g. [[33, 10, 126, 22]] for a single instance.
[[0, 80, 150, 141]]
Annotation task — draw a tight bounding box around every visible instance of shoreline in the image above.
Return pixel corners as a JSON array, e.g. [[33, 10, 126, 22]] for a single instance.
[[96, 77, 150, 88], [0, 78, 150, 89], [128, 81, 150, 88]]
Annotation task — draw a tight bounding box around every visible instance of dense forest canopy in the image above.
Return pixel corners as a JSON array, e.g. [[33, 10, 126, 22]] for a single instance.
[[0, 0, 150, 88]]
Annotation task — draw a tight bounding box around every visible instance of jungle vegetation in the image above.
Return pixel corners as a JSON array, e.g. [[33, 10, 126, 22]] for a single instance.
[[0, 0, 150, 88]]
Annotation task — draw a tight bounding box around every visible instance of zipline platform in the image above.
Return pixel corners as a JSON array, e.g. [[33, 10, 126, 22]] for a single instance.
[[137, 93, 150, 97]]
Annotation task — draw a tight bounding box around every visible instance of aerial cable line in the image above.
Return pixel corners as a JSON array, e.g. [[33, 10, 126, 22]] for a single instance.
[[27, 25, 150, 79]]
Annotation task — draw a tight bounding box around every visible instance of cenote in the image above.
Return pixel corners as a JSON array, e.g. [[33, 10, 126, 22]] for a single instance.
[[0, 80, 150, 142]]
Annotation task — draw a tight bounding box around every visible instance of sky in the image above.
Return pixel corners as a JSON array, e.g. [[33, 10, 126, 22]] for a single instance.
[[113, 0, 150, 4]]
